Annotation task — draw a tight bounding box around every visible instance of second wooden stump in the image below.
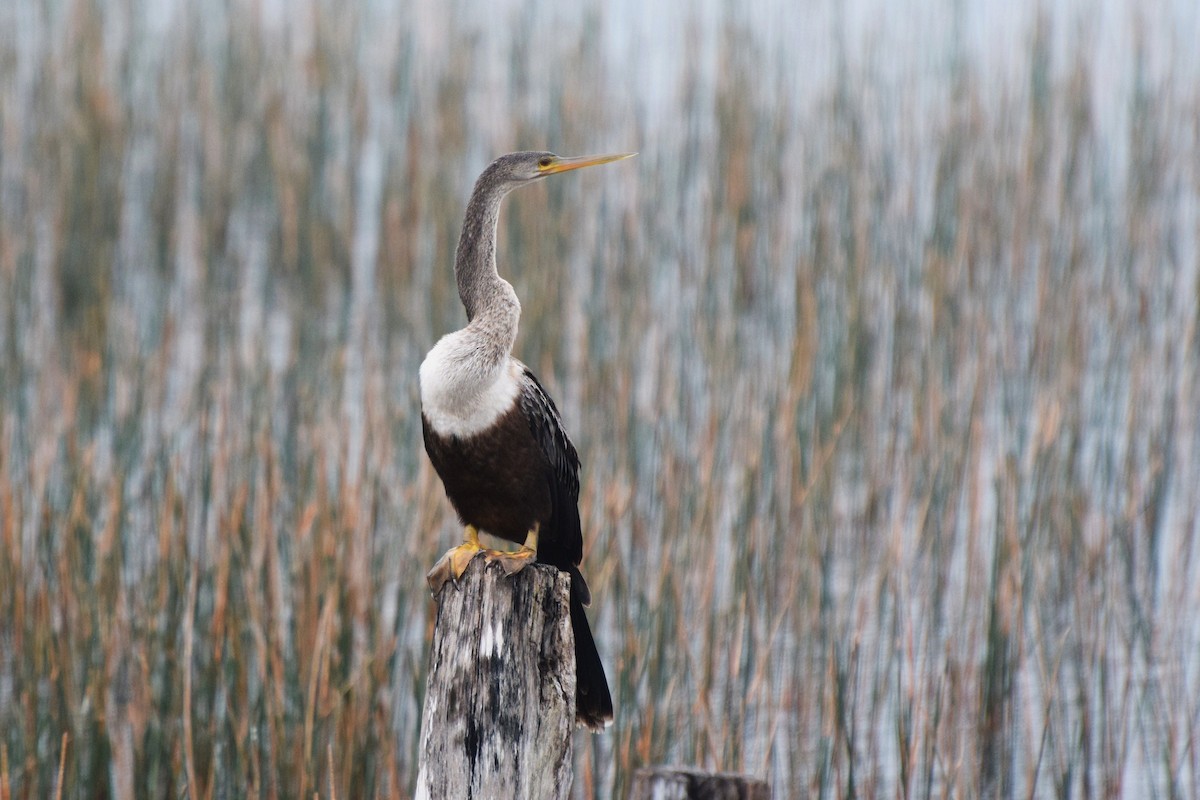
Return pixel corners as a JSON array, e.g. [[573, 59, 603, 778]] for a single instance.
[[629, 766, 771, 800]]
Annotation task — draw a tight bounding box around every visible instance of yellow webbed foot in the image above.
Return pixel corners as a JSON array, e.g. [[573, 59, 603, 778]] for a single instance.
[[427, 525, 485, 594], [490, 526, 539, 577]]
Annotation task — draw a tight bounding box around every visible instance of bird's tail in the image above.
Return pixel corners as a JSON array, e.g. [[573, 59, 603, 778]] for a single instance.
[[568, 567, 613, 731]]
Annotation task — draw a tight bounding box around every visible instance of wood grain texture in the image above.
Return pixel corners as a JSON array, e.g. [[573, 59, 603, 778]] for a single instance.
[[415, 557, 575, 800], [629, 767, 771, 800]]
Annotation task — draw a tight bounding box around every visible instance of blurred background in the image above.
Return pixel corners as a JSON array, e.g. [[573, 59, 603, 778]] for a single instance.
[[2, 0, 1199, 796]]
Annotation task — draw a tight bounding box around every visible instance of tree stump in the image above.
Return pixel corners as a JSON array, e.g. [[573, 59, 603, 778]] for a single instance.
[[629, 767, 771, 800], [415, 557, 575, 800]]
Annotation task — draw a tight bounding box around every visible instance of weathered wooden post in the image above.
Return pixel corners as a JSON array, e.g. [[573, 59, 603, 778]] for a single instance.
[[415, 557, 576, 800], [629, 767, 771, 800]]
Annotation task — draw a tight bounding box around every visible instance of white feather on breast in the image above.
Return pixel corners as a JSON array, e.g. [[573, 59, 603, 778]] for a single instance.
[[419, 331, 522, 438]]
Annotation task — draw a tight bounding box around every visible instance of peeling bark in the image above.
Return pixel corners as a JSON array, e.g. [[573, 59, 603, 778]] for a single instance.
[[416, 558, 575, 800]]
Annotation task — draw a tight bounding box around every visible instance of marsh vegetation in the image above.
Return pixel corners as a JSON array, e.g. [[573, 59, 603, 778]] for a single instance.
[[1, 0, 1199, 796]]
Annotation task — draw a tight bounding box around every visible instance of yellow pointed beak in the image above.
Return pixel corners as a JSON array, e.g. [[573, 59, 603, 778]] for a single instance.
[[539, 152, 638, 175]]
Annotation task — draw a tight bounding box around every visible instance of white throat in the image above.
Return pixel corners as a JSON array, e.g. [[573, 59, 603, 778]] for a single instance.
[[419, 330, 522, 438]]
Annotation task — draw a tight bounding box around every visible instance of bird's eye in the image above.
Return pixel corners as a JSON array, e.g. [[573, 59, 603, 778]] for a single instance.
[[538, 156, 553, 168]]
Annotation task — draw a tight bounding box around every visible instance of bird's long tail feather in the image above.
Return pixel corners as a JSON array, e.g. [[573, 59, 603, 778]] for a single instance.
[[569, 568, 612, 730]]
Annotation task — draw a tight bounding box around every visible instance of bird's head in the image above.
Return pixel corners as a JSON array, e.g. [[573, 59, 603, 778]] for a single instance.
[[481, 150, 637, 192]]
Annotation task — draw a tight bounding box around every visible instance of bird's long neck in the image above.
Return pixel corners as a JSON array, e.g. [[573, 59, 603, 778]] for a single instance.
[[452, 175, 519, 367], [456, 179, 507, 322]]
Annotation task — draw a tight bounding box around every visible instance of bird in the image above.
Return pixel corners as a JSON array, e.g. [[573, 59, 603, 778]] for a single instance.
[[419, 150, 635, 731]]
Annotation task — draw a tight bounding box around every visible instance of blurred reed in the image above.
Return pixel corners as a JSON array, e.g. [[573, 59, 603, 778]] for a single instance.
[[1, 0, 1198, 797]]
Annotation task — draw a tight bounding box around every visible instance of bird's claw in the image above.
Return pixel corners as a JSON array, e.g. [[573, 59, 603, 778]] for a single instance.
[[493, 525, 538, 577], [426, 526, 540, 594], [426, 542, 485, 595], [492, 546, 537, 577]]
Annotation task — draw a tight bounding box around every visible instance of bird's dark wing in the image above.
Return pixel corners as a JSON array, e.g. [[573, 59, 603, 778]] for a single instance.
[[516, 365, 585, 577]]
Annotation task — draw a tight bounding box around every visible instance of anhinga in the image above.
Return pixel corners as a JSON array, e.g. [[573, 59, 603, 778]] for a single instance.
[[419, 150, 634, 730]]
